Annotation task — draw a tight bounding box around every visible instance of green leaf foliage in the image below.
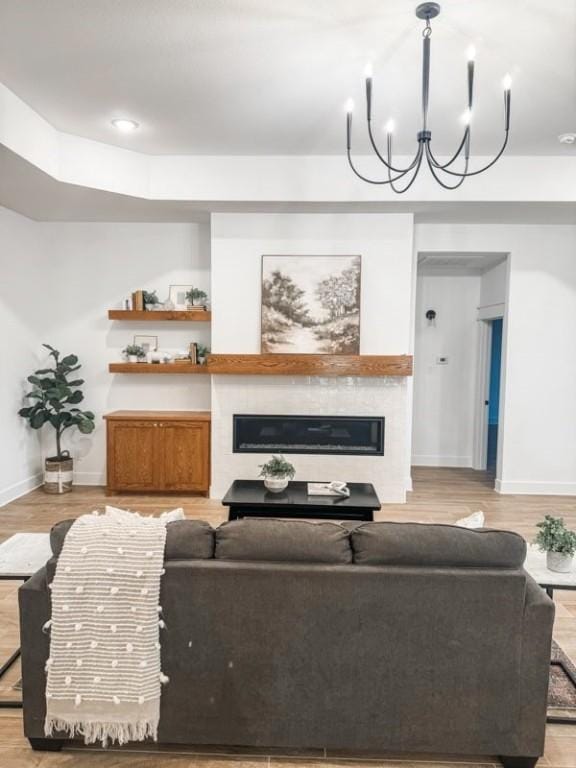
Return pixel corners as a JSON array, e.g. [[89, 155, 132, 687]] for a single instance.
[[534, 515, 576, 556], [17, 345, 96, 459], [259, 455, 296, 479]]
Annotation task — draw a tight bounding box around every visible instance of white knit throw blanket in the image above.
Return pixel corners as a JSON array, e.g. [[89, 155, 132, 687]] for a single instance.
[[45, 508, 177, 746]]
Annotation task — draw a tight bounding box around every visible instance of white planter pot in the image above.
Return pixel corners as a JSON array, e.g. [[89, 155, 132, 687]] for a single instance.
[[263, 476, 289, 493], [128, 355, 138, 363], [546, 550, 574, 573]]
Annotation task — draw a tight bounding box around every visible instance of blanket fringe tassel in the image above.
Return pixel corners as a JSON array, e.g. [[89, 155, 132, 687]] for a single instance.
[[45, 716, 158, 747]]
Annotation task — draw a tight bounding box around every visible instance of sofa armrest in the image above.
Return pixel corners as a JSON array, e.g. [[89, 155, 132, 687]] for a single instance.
[[517, 575, 555, 756], [18, 567, 51, 738]]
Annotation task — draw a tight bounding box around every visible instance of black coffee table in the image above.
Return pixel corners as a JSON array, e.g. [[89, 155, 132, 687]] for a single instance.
[[222, 480, 381, 522]]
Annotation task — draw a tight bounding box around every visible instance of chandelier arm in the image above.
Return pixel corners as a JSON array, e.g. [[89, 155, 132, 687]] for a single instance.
[[367, 120, 422, 173], [427, 131, 509, 177], [424, 144, 468, 190], [427, 127, 470, 169], [346, 149, 415, 185], [387, 144, 424, 193]]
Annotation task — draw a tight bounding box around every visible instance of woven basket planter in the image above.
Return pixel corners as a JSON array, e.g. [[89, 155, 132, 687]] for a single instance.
[[44, 457, 73, 494]]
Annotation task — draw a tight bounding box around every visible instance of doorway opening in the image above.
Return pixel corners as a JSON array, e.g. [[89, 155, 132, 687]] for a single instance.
[[412, 251, 509, 490], [486, 318, 503, 472]]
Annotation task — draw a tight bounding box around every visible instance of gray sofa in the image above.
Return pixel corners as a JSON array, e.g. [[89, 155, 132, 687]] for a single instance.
[[19, 518, 554, 767]]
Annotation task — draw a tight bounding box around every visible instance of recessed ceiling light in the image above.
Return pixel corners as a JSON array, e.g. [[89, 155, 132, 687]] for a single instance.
[[558, 133, 576, 145], [111, 118, 139, 133]]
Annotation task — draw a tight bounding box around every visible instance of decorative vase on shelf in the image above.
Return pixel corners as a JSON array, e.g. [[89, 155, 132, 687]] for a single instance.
[[547, 551, 574, 573], [263, 476, 289, 493], [128, 355, 138, 363]]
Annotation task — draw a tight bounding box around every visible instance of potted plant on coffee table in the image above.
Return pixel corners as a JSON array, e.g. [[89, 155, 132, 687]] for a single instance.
[[259, 455, 296, 493], [18, 344, 96, 494], [534, 515, 576, 573]]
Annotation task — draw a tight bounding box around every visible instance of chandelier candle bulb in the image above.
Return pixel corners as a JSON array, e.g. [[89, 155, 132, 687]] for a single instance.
[[345, 99, 354, 150], [467, 57, 475, 108], [366, 75, 373, 120]]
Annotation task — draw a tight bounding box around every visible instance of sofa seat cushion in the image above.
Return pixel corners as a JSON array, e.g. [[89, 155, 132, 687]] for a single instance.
[[351, 522, 526, 568], [215, 519, 352, 563], [50, 518, 214, 560]]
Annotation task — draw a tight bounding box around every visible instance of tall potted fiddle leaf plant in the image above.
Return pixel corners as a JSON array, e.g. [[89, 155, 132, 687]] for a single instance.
[[18, 344, 96, 494]]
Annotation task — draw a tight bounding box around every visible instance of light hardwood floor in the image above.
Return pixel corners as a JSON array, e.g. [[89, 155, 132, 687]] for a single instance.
[[1, 467, 575, 768]]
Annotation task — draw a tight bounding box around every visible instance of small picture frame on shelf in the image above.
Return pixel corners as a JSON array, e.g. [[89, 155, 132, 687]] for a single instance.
[[134, 335, 159, 355], [168, 285, 193, 311]]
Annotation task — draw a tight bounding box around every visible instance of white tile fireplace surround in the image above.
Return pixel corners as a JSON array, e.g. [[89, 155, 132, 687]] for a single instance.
[[210, 375, 409, 502], [210, 212, 415, 503]]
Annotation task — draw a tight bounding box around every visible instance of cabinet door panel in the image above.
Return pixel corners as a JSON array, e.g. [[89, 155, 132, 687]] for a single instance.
[[108, 422, 160, 491], [162, 422, 209, 491]]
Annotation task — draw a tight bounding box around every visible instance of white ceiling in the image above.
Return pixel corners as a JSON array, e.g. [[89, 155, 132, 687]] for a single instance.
[[2, 145, 576, 222], [0, 0, 574, 157]]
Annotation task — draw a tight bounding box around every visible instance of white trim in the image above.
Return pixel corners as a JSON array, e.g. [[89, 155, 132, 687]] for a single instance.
[[411, 455, 473, 468], [496, 479, 576, 496], [477, 303, 505, 320], [73, 471, 106, 486], [0, 473, 43, 508]]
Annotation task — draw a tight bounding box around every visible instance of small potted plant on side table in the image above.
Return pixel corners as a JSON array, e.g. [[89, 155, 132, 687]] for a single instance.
[[123, 344, 146, 363], [259, 455, 296, 493], [534, 515, 576, 573]]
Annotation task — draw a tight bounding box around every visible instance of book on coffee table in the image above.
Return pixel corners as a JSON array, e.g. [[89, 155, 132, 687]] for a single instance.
[[307, 482, 350, 497]]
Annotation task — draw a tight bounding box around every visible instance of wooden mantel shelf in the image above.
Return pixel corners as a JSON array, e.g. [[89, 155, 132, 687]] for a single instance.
[[108, 310, 211, 322], [109, 363, 209, 374], [206, 354, 413, 377]]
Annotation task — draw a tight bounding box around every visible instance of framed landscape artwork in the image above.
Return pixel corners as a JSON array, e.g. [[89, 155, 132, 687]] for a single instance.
[[261, 255, 361, 354]]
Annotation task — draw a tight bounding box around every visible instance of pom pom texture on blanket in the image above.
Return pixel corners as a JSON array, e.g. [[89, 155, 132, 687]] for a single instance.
[[44, 509, 176, 746]]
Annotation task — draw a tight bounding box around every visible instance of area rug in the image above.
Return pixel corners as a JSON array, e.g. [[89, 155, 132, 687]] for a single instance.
[[549, 640, 576, 722]]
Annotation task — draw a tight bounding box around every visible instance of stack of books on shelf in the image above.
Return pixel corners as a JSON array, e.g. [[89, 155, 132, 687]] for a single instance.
[[131, 290, 144, 310]]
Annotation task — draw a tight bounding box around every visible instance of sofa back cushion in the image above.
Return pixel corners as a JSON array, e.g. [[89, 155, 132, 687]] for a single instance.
[[50, 518, 214, 560], [165, 520, 214, 559], [215, 518, 352, 563], [351, 522, 526, 568]]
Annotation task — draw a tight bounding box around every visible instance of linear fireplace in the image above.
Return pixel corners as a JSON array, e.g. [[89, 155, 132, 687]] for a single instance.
[[233, 414, 384, 456]]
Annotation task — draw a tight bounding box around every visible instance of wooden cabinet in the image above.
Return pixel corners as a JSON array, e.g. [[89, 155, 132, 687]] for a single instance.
[[105, 411, 210, 494]]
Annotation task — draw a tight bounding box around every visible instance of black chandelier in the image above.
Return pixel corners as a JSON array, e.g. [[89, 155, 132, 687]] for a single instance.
[[345, 2, 511, 193]]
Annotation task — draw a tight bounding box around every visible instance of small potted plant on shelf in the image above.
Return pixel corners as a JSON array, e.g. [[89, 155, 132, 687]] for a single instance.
[[123, 344, 146, 363], [143, 290, 161, 311], [185, 288, 208, 310], [534, 515, 576, 573], [259, 455, 296, 493], [18, 345, 96, 494], [197, 344, 210, 365]]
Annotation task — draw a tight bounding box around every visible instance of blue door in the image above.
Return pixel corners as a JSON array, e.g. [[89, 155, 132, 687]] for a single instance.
[[487, 318, 503, 470]]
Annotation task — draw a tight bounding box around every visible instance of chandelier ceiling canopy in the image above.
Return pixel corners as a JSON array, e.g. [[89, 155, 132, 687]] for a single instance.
[[345, 2, 512, 193]]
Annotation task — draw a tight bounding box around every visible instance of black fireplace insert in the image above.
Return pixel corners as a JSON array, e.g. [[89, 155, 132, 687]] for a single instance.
[[233, 414, 384, 456]]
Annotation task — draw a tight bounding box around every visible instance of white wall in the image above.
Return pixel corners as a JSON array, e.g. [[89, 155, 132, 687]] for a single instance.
[[0, 208, 44, 503], [479, 260, 507, 317], [412, 274, 481, 467], [416, 224, 576, 495], [210, 213, 415, 501], [1, 212, 211, 495]]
